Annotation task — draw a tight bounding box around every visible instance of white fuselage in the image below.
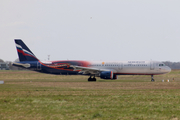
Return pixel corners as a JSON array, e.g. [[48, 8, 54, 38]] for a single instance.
[[88, 60, 171, 75]]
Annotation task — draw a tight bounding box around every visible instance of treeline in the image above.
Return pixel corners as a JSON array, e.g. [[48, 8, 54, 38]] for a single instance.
[[163, 61, 180, 70], [0, 59, 25, 70]]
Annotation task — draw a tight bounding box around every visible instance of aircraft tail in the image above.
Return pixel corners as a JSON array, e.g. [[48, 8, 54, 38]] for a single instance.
[[15, 39, 38, 61]]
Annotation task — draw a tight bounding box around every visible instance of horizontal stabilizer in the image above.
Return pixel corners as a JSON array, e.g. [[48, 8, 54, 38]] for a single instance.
[[12, 62, 31, 68]]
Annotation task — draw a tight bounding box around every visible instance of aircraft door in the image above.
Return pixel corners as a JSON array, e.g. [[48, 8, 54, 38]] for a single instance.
[[37, 62, 41, 70], [118, 63, 123, 70], [150, 61, 154, 70]]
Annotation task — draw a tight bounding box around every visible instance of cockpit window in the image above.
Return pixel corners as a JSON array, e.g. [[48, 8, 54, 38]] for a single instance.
[[159, 64, 165, 66]]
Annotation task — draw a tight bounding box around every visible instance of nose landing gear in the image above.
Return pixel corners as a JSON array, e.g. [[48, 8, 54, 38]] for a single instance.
[[88, 75, 96, 82], [151, 75, 155, 82]]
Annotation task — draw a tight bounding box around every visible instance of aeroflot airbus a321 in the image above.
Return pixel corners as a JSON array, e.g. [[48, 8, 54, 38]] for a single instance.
[[13, 39, 171, 82]]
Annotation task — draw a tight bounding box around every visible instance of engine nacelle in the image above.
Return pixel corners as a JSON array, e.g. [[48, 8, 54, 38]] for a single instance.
[[100, 71, 117, 79]]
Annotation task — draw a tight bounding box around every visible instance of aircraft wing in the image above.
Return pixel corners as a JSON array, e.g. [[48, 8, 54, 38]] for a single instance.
[[70, 65, 109, 75]]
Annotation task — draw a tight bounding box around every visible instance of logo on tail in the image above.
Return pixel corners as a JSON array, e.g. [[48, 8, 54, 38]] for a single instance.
[[15, 39, 38, 61]]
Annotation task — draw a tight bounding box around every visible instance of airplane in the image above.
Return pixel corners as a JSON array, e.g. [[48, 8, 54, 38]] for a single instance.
[[12, 39, 171, 82]]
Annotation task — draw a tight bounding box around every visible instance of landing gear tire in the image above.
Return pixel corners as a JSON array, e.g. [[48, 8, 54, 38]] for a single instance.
[[92, 78, 96, 81], [151, 75, 155, 82], [88, 76, 96, 82], [151, 79, 155, 82]]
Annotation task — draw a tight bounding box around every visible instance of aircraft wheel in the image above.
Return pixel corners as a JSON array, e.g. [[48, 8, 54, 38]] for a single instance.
[[151, 75, 155, 82], [88, 77, 92, 81], [88, 77, 96, 82]]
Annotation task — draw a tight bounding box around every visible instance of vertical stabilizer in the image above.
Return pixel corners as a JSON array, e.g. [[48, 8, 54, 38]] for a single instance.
[[15, 39, 38, 61]]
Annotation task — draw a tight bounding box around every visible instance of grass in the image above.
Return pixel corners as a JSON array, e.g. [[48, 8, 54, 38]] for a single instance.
[[0, 70, 180, 119]]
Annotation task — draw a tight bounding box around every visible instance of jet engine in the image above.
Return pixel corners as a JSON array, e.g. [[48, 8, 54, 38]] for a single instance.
[[100, 71, 117, 79]]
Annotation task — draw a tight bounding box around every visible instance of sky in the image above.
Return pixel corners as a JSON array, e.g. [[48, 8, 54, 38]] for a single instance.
[[1, 0, 180, 62]]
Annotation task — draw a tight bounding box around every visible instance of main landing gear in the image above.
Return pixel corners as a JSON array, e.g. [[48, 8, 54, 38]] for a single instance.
[[151, 75, 155, 82], [88, 75, 96, 82]]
